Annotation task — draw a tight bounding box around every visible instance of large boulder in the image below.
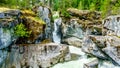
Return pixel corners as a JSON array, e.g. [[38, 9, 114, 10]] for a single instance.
[[83, 35, 120, 66], [0, 43, 71, 68], [82, 36, 107, 59]]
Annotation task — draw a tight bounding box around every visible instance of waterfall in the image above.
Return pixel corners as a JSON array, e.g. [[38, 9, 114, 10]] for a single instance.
[[53, 18, 62, 43]]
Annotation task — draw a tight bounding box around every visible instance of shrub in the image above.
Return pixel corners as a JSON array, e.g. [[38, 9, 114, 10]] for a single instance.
[[14, 23, 31, 37]]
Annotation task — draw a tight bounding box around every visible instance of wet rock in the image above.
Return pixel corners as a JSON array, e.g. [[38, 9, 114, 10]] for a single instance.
[[0, 43, 70, 68], [63, 37, 82, 47]]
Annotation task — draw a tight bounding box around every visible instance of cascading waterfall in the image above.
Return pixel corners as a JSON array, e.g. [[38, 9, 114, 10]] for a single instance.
[[53, 18, 62, 43]]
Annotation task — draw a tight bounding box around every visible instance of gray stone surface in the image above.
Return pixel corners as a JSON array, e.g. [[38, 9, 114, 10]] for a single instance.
[[0, 43, 71, 68], [103, 15, 120, 36], [0, 13, 5, 18], [63, 37, 82, 47], [82, 36, 107, 59]]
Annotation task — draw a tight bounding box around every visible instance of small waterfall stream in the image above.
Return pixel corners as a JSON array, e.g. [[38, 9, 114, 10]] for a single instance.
[[53, 18, 62, 43]]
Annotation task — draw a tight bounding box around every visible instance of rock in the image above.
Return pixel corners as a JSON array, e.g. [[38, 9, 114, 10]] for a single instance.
[[84, 35, 120, 66], [67, 8, 101, 20], [0, 9, 22, 49], [103, 15, 120, 36], [0, 50, 7, 66], [90, 25, 102, 35], [20, 16, 45, 43], [82, 36, 107, 59], [102, 38, 120, 66], [61, 8, 102, 38], [102, 46, 120, 66], [0, 13, 5, 18], [0, 43, 71, 68], [62, 19, 84, 39], [4, 10, 21, 17], [98, 61, 120, 68], [84, 58, 98, 68], [89, 35, 106, 48], [0, 28, 12, 49], [63, 37, 82, 47], [37, 6, 53, 40]]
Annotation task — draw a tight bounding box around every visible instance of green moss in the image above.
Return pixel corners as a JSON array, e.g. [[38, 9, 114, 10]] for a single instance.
[[14, 23, 31, 37]]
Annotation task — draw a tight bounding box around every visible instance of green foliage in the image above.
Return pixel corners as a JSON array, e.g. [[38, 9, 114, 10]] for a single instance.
[[14, 23, 31, 37], [111, 0, 120, 15], [0, 0, 120, 18], [61, 10, 71, 18]]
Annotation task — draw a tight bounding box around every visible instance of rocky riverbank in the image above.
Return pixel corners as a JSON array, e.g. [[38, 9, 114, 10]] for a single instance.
[[0, 6, 120, 68]]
